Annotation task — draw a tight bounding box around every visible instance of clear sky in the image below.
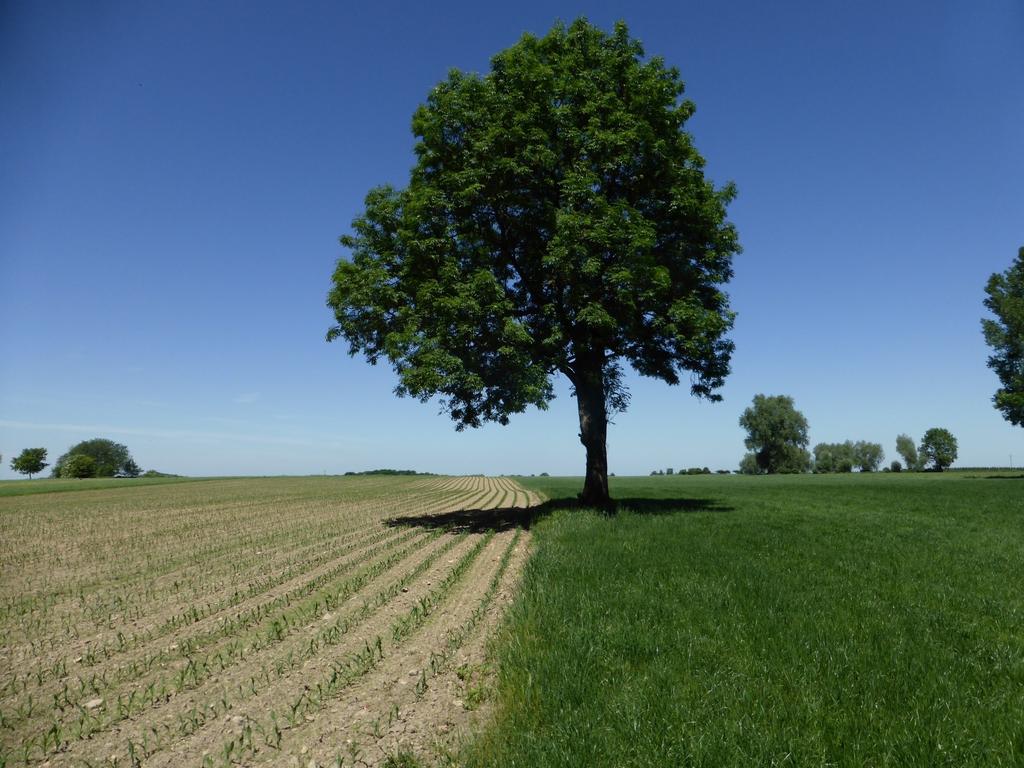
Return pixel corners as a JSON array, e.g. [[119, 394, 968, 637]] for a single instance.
[[2, 0, 1022, 478]]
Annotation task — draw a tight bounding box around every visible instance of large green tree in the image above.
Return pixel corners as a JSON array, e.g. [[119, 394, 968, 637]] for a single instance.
[[738, 395, 811, 474], [982, 246, 1024, 426], [919, 428, 958, 472], [11, 448, 48, 479], [327, 19, 739, 505], [52, 439, 139, 478]]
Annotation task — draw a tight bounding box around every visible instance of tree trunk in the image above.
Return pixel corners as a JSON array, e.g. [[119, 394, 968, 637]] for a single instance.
[[575, 365, 610, 507]]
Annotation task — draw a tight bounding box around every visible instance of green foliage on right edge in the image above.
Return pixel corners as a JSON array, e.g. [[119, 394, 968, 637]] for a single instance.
[[10, 447, 48, 479], [738, 394, 811, 474], [919, 427, 958, 472], [326, 18, 740, 505], [982, 246, 1024, 426]]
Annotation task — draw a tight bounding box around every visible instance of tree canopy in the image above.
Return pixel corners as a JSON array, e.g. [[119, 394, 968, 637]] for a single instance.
[[813, 441, 884, 473], [10, 448, 48, 479], [919, 428, 958, 472], [327, 18, 739, 505], [52, 439, 139, 479], [982, 246, 1024, 426], [62, 454, 97, 479], [738, 395, 810, 474], [813, 442, 854, 474], [852, 441, 884, 472], [895, 433, 919, 471]]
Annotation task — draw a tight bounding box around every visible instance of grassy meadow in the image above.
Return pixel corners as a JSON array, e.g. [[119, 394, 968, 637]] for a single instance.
[[2, 471, 1022, 767], [0, 475, 205, 498], [466, 472, 1024, 767]]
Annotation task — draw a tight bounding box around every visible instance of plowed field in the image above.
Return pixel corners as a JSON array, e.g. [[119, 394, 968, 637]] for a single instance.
[[0, 475, 539, 767]]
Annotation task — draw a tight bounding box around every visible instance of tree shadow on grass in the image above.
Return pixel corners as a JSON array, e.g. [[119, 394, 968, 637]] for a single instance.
[[385, 496, 732, 534], [982, 474, 1024, 480]]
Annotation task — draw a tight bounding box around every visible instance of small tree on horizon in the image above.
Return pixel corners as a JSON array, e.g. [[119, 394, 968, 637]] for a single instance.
[[895, 434, 919, 471], [11, 448, 48, 479], [326, 19, 740, 506], [919, 428, 958, 472], [738, 394, 811, 474]]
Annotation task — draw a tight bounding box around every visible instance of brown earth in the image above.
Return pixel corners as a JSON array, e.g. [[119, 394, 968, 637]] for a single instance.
[[0, 475, 541, 767]]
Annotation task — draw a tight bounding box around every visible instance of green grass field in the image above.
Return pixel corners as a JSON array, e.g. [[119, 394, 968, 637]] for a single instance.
[[466, 472, 1024, 767], [0, 475, 207, 497], [4, 472, 1021, 766]]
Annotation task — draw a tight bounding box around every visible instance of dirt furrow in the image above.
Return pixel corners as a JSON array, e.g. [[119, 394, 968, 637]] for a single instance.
[[0, 520, 394, 666], [0, 531, 439, 751], [2, 481, 489, 682], [366, 529, 533, 766], [0, 508, 385, 642], [2, 480, 445, 600], [0, 476, 541, 768], [270, 528, 530, 767], [0, 526, 421, 717], [133, 532, 489, 768], [47, 533, 484, 768]]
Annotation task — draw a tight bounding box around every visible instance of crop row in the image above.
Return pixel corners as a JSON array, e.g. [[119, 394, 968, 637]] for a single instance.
[[0, 477, 497, 658], [0, 475, 533, 767]]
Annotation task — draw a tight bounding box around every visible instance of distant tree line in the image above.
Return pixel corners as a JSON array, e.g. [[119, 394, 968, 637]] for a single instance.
[[7, 439, 143, 479], [342, 469, 436, 476], [650, 467, 713, 476], [812, 441, 884, 473], [736, 395, 958, 474]]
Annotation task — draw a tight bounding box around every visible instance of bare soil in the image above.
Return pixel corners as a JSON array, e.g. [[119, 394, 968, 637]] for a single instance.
[[0, 475, 538, 767]]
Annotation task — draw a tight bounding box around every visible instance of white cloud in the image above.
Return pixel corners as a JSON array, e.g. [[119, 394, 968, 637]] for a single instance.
[[233, 392, 261, 405]]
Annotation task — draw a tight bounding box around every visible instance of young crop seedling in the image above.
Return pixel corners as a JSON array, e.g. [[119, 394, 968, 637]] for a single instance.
[[0, 475, 530, 767]]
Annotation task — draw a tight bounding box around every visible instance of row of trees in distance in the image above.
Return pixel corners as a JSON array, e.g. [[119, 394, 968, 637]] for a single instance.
[[811, 441, 884, 473], [650, 467, 724, 476], [738, 394, 958, 474], [7, 439, 142, 479]]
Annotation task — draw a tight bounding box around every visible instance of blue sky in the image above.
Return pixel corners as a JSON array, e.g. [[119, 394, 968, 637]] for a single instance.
[[2, 0, 1022, 478]]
